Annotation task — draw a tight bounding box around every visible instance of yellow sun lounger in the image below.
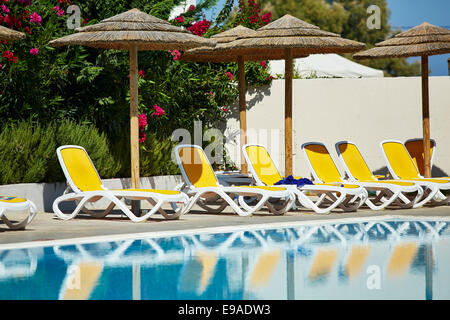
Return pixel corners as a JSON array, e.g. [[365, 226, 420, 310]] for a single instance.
[[404, 138, 436, 177], [53, 145, 190, 222], [0, 195, 37, 230], [302, 142, 422, 210], [174, 144, 294, 216], [335, 141, 424, 208], [380, 140, 450, 206], [242, 144, 367, 214]]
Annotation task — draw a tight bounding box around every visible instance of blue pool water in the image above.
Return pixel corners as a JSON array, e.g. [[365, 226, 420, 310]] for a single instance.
[[1, 218, 449, 300]]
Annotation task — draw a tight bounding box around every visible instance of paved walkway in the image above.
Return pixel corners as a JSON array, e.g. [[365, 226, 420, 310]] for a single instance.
[[1, 204, 449, 246]]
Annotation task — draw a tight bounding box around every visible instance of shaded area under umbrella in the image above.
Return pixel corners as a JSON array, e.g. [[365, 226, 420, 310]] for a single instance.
[[187, 15, 364, 176], [354, 22, 450, 178], [182, 25, 308, 174], [49, 8, 215, 213]]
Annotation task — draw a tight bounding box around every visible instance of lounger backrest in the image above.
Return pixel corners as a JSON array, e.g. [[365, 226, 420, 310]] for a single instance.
[[381, 141, 420, 179], [244, 145, 283, 186], [302, 143, 343, 183], [404, 138, 435, 177], [336, 142, 375, 181], [176, 145, 219, 188], [57, 146, 103, 192]]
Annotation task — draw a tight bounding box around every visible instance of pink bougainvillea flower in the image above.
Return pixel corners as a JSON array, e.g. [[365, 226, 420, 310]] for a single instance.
[[30, 12, 42, 24], [3, 50, 17, 63], [57, 9, 65, 16], [138, 113, 148, 128], [52, 6, 60, 11], [225, 71, 233, 81], [187, 20, 211, 37], [221, 107, 228, 112], [260, 60, 267, 69], [29, 48, 39, 55], [138, 69, 145, 78], [168, 49, 181, 61], [1, 5, 10, 13], [174, 16, 184, 23], [261, 12, 272, 24], [3, 15, 15, 28], [152, 104, 165, 117], [139, 131, 146, 143]]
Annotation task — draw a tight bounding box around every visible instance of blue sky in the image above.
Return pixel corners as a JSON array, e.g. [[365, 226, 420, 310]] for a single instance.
[[204, 0, 449, 75]]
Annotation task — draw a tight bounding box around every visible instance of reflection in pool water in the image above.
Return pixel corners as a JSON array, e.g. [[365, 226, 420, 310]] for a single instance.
[[1, 218, 449, 300]]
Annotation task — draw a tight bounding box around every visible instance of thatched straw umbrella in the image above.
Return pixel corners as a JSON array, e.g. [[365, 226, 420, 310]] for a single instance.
[[354, 22, 450, 178], [49, 8, 215, 212], [185, 15, 365, 176], [182, 25, 307, 174], [0, 25, 25, 41]]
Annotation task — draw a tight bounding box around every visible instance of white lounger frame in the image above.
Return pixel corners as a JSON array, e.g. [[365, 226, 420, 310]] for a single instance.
[[335, 141, 424, 209], [0, 198, 37, 230], [174, 144, 295, 216], [380, 140, 450, 206], [243, 143, 367, 214], [53, 145, 190, 222], [302, 142, 422, 211]]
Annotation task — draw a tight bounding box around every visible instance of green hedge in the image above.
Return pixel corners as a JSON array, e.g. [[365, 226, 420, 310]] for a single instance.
[[0, 120, 119, 184], [0, 120, 183, 184]]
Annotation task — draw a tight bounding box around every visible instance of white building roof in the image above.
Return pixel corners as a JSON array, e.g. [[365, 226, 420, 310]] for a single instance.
[[269, 53, 384, 78]]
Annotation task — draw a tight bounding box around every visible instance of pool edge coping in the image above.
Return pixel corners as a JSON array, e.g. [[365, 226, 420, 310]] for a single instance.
[[1, 214, 450, 250]]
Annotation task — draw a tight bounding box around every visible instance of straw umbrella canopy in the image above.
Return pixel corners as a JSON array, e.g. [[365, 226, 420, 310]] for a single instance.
[[354, 22, 450, 178], [182, 25, 308, 174], [0, 25, 25, 41], [186, 15, 365, 176], [49, 9, 215, 207]]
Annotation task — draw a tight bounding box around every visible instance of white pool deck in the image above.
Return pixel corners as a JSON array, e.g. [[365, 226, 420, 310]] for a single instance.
[[1, 204, 450, 248]]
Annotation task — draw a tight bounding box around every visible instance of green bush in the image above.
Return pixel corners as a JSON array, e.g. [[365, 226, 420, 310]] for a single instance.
[[51, 119, 120, 182], [140, 133, 180, 176], [110, 131, 180, 178], [0, 121, 55, 184], [0, 120, 120, 184]]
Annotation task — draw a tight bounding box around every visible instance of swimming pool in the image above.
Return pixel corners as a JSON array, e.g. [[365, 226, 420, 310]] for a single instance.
[[1, 217, 449, 300]]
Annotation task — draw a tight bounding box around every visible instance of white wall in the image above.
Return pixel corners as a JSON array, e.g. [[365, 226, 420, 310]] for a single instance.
[[224, 76, 450, 178]]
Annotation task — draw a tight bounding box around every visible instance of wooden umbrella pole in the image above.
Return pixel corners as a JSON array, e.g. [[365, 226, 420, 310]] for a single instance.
[[129, 44, 141, 214], [284, 48, 293, 176], [238, 55, 248, 174], [421, 55, 431, 178]]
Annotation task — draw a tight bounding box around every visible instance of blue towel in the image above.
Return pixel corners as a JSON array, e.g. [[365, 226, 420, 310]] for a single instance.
[[274, 175, 314, 187]]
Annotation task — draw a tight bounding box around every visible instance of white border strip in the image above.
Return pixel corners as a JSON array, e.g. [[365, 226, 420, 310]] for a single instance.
[[1, 215, 450, 251]]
